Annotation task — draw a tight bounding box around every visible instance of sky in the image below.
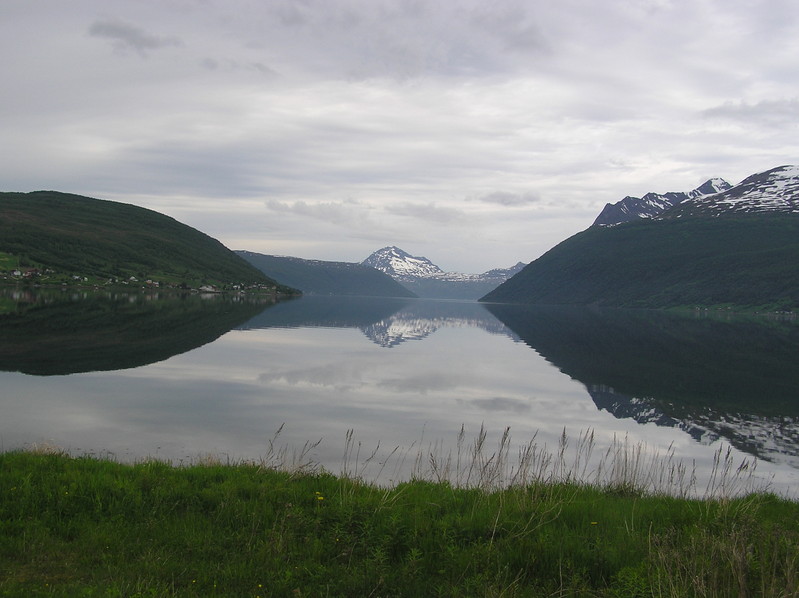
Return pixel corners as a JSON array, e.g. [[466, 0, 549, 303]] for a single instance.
[[2, 0, 798, 273]]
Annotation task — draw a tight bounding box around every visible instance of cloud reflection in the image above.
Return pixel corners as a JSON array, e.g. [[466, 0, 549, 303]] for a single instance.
[[258, 362, 366, 391], [465, 396, 532, 414], [377, 371, 464, 394]]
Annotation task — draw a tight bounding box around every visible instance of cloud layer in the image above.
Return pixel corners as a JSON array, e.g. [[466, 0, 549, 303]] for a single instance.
[[2, 0, 798, 270]]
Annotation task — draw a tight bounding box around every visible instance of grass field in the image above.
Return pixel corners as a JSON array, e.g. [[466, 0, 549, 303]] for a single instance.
[[0, 252, 18, 271], [2, 433, 798, 597]]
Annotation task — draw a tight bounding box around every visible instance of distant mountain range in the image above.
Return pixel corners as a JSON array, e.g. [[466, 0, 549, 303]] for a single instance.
[[11, 163, 795, 310], [363, 246, 525, 300], [240, 246, 525, 300], [237, 251, 416, 298], [0, 190, 524, 300], [482, 165, 799, 310]]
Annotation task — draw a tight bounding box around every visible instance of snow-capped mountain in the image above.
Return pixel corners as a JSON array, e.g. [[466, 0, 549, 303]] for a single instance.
[[362, 246, 526, 299], [362, 246, 445, 281], [593, 165, 799, 227], [593, 177, 732, 226], [485, 164, 799, 307], [662, 164, 799, 218], [363, 246, 524, 283]]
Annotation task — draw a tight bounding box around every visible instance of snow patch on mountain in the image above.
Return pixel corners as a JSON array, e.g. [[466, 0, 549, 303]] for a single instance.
[[362, 246, 445, 280], [593, 178, 732, 227], [664, 165, 799, 218], [362, 246, 525, 284], [593, 165, 799, 226]]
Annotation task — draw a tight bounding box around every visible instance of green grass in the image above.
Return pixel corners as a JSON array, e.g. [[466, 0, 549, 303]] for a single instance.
[[2, 442, 798, 597], [0, 252, 18, 271]]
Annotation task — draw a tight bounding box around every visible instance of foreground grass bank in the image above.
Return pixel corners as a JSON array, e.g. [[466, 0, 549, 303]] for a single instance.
[[1, 450, 798, 597]]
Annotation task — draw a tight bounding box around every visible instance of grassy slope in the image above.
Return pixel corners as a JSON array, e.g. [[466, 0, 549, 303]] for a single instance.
[[481, 215, 799, 310], [1, 451, 797, 597], [0, 191, 293, 290]]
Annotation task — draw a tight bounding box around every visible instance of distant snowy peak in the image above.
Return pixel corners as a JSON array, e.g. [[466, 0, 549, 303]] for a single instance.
[[593, 178, 732, 227], [480, 262, 527, 282], [663, 165, 799, 218], [362, 246, 525, 284], [594, 166, 799, 226], [690, 178, 732, 198], [362, 246, 444, 280]]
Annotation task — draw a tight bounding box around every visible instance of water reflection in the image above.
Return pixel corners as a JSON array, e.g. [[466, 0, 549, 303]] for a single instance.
[[0, 288, 278, 375], [485, 304, 799, 467], [2, 292, 799, 495], [239, 295, 516, 347]]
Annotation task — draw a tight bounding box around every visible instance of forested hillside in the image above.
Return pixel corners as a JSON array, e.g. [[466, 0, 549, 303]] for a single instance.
[[481, 215, 799, 310], [0, 191, 294, 291]]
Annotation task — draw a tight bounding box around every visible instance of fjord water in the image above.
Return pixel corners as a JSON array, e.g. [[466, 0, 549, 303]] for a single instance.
[[2, 289, 798, 496]]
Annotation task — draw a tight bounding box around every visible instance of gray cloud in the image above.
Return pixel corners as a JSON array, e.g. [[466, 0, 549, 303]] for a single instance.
[[702, 99, 799, 128], [251, 62, 279, 77], [470, 3, 549, 54], [233, 0, 554, 80], [385, 202, 465, 224], [88, 19, 182, 55], [200, 57, 219, 71], [4, 0, 799, 272], [266, 199, 373, 226], [198, 57, 279, 77], [476, 191, 542, 207], [466, 397, 532, 414]]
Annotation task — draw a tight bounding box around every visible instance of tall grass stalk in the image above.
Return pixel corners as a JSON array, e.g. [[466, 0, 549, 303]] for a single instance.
[[336, 425, 769, 499]]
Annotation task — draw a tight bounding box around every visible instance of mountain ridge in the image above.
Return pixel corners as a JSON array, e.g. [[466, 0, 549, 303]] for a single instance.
[[482, 165, 799, 310], [662, 164, 799, 219], [593, 178, 732, 226]]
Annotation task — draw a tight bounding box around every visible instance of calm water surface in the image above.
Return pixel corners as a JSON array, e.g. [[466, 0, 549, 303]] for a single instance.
[[2, 290, 798, 496]]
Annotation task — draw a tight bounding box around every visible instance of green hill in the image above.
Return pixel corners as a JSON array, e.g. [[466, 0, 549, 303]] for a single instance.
[[237, 251, 417, 297], [480, 215, 799, 310], [0, 191, 296, 292]]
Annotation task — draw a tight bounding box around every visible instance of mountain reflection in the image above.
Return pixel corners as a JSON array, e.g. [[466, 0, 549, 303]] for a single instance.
[[239, 296, 517, 347], [485, 304, 799, 466], [0, 289, 278, 375], [588, 384, 799, 468]]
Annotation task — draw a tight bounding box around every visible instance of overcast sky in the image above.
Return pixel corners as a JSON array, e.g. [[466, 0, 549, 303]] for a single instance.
[[3, 0, 798, 272]]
